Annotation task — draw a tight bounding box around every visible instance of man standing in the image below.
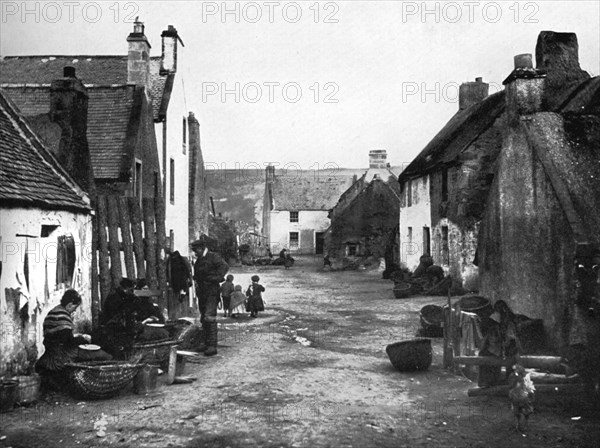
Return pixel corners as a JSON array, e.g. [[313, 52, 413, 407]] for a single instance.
[[191, 236, 229, 356]]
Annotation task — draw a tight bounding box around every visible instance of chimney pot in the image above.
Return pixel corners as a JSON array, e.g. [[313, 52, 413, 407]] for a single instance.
[[459, 78, 489, 110], [475, 77, 482, 82], [63, 66, 76, 78], [514, 54, 533, 69], [133, 19, 144, 34]]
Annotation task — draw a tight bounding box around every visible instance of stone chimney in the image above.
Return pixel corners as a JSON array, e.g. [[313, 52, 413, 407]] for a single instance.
[[160, 25, 181, 75], [188, 112, 209, 237], [503, 53, 546, 116], [50, 67, 94, 194], [127, 19, 151, 94], [459, 77, 489, 110], [535, 31, 589, 110], [266, 165, 276, 183], [369, 150, 387, 169]]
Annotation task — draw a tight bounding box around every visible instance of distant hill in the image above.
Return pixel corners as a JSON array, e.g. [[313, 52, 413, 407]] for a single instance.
[[205, 166, 403, 233]]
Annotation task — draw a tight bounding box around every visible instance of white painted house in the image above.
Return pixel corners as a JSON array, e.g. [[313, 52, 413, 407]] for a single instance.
[[0, 91, 92, 377]]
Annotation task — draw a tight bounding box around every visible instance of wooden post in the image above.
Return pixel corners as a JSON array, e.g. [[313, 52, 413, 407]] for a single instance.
[[155, 194, 168, 311], [96, 195, 111, 303], [107, 195, 123, 286], [443, 291, 453, 368], [118, 197, 136, 280], [91, 206, 100, 328], [129, 197, 146, 280], [143, 197, 158, 289]]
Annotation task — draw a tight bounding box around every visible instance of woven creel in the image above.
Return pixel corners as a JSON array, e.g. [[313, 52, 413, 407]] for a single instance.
[[393, 282, 414, 299], [127, 338, 180, 365], [66, 360, 144, 399], [386, 338, 432, 372]]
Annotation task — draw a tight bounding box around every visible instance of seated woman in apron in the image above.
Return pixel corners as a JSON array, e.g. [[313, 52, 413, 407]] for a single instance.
[[36, 289, 112, 391]]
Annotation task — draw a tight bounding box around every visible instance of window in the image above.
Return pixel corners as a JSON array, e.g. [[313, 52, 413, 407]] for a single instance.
[[441, 226, 450, 265], [408, 227, 413, 243], [423, 226, 431, 256], [169, 158, 175, 204], [56, 234, 76, 286], [407, 180, 412, 207], [289, 232, 299, 249], [442, 167, 449, 202], [290, 211, 299, 223], [134, 160, 142, 200], [346, 243, 359, 256]]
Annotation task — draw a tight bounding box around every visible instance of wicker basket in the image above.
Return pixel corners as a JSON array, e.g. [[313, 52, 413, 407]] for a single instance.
[[457, 295, 493, 318], [65, 361, 144, 399], [127, 338, 179, 366], [386, 338, 432, 371], [393, 282, 414, 299], [419, 305, 444, 337]]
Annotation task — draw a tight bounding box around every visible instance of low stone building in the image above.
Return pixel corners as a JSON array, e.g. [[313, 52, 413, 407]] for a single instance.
[[326, 150, 401, 265], [477, 32, 600, 351]]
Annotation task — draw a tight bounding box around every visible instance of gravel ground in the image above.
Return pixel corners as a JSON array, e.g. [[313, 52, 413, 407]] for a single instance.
[[1, 256, 599, 448]]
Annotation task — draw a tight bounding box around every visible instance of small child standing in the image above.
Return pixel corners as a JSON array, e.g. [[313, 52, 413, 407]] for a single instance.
[[220, 274, 235, 317], [229, 285, 247, 318], [246, 275, 265, 318]]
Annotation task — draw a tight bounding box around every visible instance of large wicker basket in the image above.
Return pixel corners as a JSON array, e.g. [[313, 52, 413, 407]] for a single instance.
[[127, 338, 180, 366], [65, 361, 144, 399], [386, 338, 432, 371]]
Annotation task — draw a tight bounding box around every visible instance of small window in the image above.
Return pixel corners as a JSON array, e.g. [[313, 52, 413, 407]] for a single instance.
[[407, 180, 412, 207], [408, 227, 413, 244], [346, 243, 359, 256], [134, 160, 142, 200], [170, 158, 175, 204], [290, 211, 299, 223], [56, 234, 76, 286], [289, 232, 299, 249]]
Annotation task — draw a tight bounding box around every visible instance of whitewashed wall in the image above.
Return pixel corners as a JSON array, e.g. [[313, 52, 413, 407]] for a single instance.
[[399, 175, 432, 271], [268, 210, 330, 255]]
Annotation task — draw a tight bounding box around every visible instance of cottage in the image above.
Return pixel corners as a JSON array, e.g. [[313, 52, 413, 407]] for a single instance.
[[262, 166, 356, 255], [327, 150, 401, 265], [0, 20, 207, 254], [397, 78, 505, 290], [0, 91, 92, 377], [399, 31, 599, 352], [477, 32, 600, 351]]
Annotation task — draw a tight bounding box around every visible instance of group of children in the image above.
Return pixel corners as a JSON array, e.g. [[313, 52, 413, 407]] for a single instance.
[[220, 274, 265, 318]]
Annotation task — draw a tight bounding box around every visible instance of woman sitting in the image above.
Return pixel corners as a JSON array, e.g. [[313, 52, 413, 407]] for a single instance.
[[36, 289, 112, 391]]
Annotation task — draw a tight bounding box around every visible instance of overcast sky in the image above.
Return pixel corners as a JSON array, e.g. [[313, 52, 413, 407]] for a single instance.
[[2, 1, 599, 170]]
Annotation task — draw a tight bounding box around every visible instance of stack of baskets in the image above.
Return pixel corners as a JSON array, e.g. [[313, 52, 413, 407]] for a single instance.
[[66, 360, 144, 399]]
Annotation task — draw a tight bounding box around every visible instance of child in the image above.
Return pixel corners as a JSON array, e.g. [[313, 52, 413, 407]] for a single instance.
[[246, 275, 265, 318], [220, 274, 235, 317], [229, 285, 247, 318]]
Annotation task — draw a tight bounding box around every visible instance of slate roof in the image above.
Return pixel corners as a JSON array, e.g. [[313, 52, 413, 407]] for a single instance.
[[271, 172, 356, 211], [0, 55, 169, 121], [0, 91, 90, 211], [1, 84, 142, 179], [398, 91, 506, 182]]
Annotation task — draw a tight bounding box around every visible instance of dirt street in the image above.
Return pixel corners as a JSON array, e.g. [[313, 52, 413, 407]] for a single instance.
[[1, 256, 599, 448]]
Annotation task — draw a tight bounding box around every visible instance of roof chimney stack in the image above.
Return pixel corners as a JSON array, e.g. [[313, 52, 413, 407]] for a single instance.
[[50, 68, 94, 194], [535, 31, 589, 110], [369, 150, 387, 169], [503, 53, 546, 116], [127, 18, 151, 95], [459, 77, 489, 110], [161, 25, 182, 75]]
